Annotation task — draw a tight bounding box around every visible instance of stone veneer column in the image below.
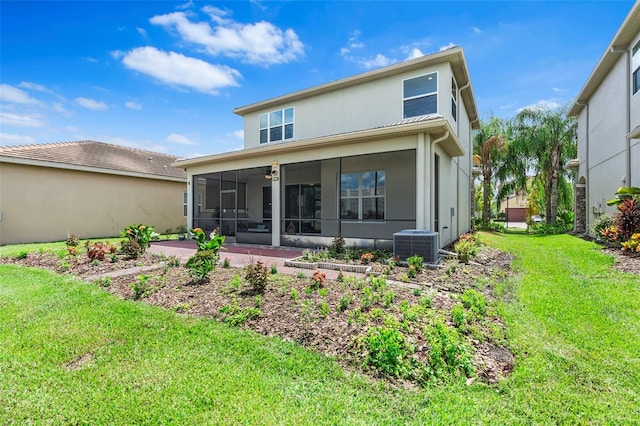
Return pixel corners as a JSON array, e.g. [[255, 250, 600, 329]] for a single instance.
[[575, 183, 586, 234]]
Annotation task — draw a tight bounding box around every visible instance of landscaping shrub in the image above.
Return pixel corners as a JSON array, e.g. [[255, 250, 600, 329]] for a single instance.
[[65, 234, 79, 248], [245, 260, 269, 292], [185, 228, 226, 283], [406, 254, 423, 278], [360, 326, 413, 379], [454, 233, 480, 264], [620, 233, 640, 254], [615, 198, 640, 241], [85, 241, 116, 261], [186, 250, 217, 283], [310, 270, 326, 289], [423, 319, 475, 381], [121, 224, 155, 254], [329, 235, 346, 257], [130, 274, 152, 300], [120, 240, 142, 259], [219, 301, 260, 327], [592, 213, 615, 237]]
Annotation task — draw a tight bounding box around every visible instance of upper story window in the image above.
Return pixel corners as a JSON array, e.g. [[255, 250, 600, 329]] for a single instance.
[[403, 72, 437, 119], [451, 77, 458, 122], [260, 107, 294, 144]]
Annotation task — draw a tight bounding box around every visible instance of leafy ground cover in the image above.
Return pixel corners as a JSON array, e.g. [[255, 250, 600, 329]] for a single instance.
[[1, 233, 639, 423]]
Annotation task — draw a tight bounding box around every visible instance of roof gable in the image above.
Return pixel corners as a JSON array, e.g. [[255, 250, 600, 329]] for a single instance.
[[233, 47, 479, 129], [0, 140, 186, 180]]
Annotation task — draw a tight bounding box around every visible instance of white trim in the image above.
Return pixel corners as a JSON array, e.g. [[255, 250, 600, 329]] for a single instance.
[[0, 156, 186, 182], [402, 71, 438, 119]]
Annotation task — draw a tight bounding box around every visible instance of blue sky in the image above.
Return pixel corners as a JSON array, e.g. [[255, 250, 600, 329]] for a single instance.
[[0, 0, 635, 158]]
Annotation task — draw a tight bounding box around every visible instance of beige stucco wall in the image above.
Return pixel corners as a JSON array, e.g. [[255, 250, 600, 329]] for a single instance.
[[0, 162, 186, 245], [576, 29, 640, 233], [242, 63, 457, 149]]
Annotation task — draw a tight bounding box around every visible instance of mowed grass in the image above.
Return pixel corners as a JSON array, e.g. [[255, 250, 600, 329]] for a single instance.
[[1, 233, 639, 424]]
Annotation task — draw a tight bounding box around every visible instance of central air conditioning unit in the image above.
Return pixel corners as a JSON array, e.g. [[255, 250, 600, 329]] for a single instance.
[[393, 230, 439, 264]]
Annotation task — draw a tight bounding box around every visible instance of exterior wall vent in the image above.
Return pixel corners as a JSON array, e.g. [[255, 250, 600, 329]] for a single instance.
[[393, 229, 439, 264]]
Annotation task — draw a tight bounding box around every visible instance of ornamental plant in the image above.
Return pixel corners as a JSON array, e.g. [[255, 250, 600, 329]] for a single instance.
[[85, 241, 117, 261], [614, 198, 640, 242], [121, 224, 155, 254], [620, 233, 640, 254], [185, 228, 226, 283], [360, 252, 374, 264], [310, 270, 327, 289]]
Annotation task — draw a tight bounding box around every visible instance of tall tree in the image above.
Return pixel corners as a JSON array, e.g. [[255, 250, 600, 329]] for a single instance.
[[473, 117, 506, 225], [513, 105, 577, 224]]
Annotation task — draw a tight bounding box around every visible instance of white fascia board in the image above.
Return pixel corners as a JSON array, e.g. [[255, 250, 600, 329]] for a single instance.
[[174, 119, 462, 170]]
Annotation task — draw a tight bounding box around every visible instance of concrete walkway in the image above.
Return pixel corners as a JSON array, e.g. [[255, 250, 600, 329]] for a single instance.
[[147, 240, 356, 280]]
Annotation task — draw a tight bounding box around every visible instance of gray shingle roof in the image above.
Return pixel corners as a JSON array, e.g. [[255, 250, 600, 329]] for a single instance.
[[0, 140, 186, 179]]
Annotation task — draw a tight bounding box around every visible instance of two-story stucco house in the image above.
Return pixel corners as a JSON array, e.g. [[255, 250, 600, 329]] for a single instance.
[[174, 47, 479, 250], [567, 1, 640, 235]]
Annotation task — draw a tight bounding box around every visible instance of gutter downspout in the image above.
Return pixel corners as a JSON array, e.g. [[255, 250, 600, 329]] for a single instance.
[[431, 131, 449, 244], [577, 101, 589, 234], [469, 118, 479, 231], [610, 46, 631, 186]]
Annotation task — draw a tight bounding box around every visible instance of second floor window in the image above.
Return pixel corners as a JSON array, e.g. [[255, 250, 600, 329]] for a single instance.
[[403, 72, 437, 119], [260, 107, 294, 143]]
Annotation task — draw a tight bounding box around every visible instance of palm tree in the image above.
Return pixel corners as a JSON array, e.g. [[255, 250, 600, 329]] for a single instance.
[[473, 117, 506, 226], [513, 105, 577, 224]]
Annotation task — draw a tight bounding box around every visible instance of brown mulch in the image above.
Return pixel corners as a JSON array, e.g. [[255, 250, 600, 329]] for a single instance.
[[1, 245, 517, 386], [603, 248, 640, 275]]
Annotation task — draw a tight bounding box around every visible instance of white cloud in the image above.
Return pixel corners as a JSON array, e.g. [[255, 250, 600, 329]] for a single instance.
[[136, 27, 148, 38], [472, 26, 483, 34], [125, 101, 143, 110], [122, 46, 240, 94], [167, 133, 198, 145], [82, 56, 99, 63], [552, 87, 567, 93], [406, 48, 424, 60], [0, 84, 41, 105], [358, 54, 395, 69], [0, 132, 36, 144], [76, 97, 108, 110], [149, 9, 304, 65], [231, 129, 243, 140], [517, 99, 560, 113], [0, 112, 46, 128], [440, 42, 456, 51]]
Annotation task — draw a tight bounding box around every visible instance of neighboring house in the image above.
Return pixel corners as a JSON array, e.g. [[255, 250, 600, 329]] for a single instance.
[[568, 1, 640, 234], [0, 141, 187, 245], [174, 47, 479, 250], [498, 190, 529, 223]]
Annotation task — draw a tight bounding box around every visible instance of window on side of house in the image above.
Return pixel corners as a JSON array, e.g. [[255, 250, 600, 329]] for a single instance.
[[340, 170, 385, 220], [451, 77, 458, 121], [403, 72, 437, 119], [633, 40, 640, 95], [259, 107, 294, 143], [183, 192, 188, 217]]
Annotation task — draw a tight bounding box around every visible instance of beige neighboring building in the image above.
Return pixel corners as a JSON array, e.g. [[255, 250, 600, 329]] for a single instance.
[[568, 1, 640, 234], [0, 141, 187, 245], [175, 47, 479, 254]]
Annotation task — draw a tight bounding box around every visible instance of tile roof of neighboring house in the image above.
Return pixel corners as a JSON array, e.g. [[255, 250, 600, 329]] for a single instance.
[[0, 140, 186, 180]]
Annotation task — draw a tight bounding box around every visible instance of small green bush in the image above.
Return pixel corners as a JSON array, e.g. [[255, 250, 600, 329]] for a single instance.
[[130, 274, 152, 300], [361, 326, 413, 378], [185, 250, 217, 283], [245, 261, 269, 292], [219, 302, 260, 327], [337, 295, 353, 312]]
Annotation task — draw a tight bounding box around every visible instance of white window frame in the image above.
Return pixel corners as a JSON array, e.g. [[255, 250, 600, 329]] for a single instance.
[[451, 76, 458, 122], [259, 107, 294, 144], [632, 39, 640, 95], [183, 192, 188, 217], [340, 170, 386, 221], [402, 72, 438, 119]]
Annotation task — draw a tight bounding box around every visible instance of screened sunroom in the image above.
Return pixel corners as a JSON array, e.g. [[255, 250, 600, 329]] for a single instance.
[[190, 150, 418, 249]]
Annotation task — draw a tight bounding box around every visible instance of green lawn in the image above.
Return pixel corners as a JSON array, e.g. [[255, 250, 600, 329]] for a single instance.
[[1, 233, 638, 424]]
